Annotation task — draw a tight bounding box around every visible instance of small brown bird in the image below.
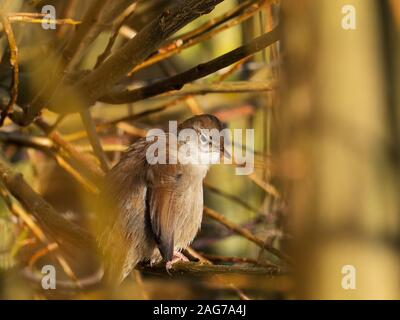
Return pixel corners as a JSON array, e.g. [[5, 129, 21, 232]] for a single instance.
[[97, 114, 228, 283]]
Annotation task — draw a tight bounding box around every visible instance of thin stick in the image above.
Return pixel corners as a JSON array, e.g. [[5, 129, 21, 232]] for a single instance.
[[160, 81, 276, 97], [185, 248, 251, 300], [0, 15, 19, 126], [0, 185, 82, 286], [205, 182, 260, 214], [248, 173, 281, 198], [128, 0, 267, 75], [204, 207, 291, 264], [138, 261, 285, 276], [8, 16, 80, 26], [95, 3, 137, 68], [79, 109, 110, 172], [100, 26, 281, 105], [35, 118, 105, 182]]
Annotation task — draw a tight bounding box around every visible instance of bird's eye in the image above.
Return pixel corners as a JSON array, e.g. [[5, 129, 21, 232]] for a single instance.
[[200, 133, 208, 144]]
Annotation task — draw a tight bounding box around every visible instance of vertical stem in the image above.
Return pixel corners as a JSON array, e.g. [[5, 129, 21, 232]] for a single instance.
[[80, 109, 109, 172]]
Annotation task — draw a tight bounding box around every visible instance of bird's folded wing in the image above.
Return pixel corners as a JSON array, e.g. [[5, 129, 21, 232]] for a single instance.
[[146, 186, 177, 262]]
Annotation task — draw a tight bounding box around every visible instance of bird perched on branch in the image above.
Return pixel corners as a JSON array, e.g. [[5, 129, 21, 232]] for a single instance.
[[96, 114, 229, 283]]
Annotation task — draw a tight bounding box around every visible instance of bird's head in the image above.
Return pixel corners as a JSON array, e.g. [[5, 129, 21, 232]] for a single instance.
[[177, 114, 231, 165]]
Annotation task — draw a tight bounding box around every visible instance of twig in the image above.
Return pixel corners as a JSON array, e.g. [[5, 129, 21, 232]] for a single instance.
[[8, 15, 80, 26], [0, 185, 82, 287], [204, 207, 291, 264], [95, 2, 137, 68], [199, 253, 278, 268], [215, 56, 252, 81], [170, 0, 262, 43], [0, 130, 100, 193], [159, 81, 277, 97], [184, 248, 251, 300], [53, 154, 99, 194], [205, 182, 260, 214], [0, 185, 46, 241], [99, 26, 280, 105], [79, 109, 110, 172], [128, 0, 268, 75], [0, 131, 53, 150], [62, 0, 110, 69], [0, 152, 95, 252], [100, 58, 252, 127], [138, 261, 285, 277], [52, 0, 226, 113], [35, 118, 105, 182], [249, 172, 281, 198], [0, 15, 19, 126]]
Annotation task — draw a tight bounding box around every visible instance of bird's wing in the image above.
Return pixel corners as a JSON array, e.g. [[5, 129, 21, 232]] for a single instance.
[[146, 165, 183, 262]]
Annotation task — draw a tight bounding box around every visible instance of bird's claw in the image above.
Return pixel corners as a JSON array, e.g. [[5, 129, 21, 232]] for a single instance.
[[165, 251, 189, 275]]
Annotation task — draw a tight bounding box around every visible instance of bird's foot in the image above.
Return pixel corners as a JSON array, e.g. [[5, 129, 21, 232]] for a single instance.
[[166, 251, 189, 274]]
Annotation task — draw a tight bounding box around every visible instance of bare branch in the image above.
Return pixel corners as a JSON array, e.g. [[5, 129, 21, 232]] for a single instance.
[[138, 261, 286, 277], [99, 27, 280, 105], [204, 207, 291, 264], [47, 0, 226, 114], [0, 15, 19, 126], [0, 152, 95, 252]]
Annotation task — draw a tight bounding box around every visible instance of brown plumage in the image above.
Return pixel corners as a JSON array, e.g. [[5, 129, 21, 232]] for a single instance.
[[97, 114, 226, 283]]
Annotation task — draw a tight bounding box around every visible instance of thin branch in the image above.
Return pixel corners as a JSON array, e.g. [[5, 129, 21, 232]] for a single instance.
[[62, 0, 110, 69], [0, 131, 53, 150], [99, 26, 280, 105], [200, 253, 278, 268], [0, 152, 95, 252], [65, 0, 139, 69], [0, 185, 82, 286], [249, 172, 281, 198], [98, 58, 252, 128], [170, 0, 262, 43], [35, 118, 105, 182], [79, 109, 110, 172], [204, 207, 291, 264], [0, 15, 19, 126], [49, 0, 226, 114], [184, 248, 252, 299], [160, 81, 277, 97], [8, 15, 80, 26], [95, 2, 137, 68], [138, 261, 286, 277], [205, 182, 260, 214], [128, 0, 268, 75], [0, 131, 100, 194]]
